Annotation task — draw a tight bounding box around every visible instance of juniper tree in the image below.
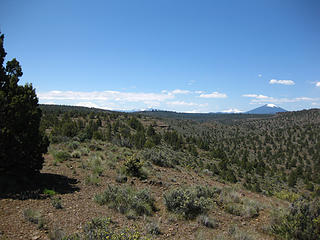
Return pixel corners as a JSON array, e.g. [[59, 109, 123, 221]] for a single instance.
[[0, 32, 48, 175]]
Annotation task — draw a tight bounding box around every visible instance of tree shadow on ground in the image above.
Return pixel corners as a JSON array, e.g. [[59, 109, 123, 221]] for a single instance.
[[0, 172, 80, 200]]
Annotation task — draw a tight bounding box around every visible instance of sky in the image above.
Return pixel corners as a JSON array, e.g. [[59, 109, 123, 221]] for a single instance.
[[1, 0, 320, 113]]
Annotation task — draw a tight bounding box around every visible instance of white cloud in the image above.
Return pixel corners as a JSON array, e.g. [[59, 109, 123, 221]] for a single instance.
[[269, 79, 295, 85], [171, 89, 190, 94], [199, 91, 227, 98], [38, 90, 174, 102], [243, 93, 318, 104], [41, 101, 57, 105], [242, 94, 269, 99], [295, 97, 314, 101], [222, 108, 243, 113], [316, 82, 320, 87], [76, 102, 101, 109], [183, 109, 209, 113], [167, 101, 208, 107], [195, 90, 204, 94]]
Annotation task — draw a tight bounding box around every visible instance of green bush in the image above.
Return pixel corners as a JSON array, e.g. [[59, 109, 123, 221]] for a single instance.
[[43, 188, 57, 196], [85, 174, 100, 186], [225, 203, 243, 216], [94, 185, 156, 216], [271, 198, 320, 240], [67, 141, 80, 150], [164, 185, 216, 219], [53, 151, 71, 163], [124, 156, 147, 179], [274, 190, 300, 202], [142, 148, 175, 168], [63, 217, 149, 240]]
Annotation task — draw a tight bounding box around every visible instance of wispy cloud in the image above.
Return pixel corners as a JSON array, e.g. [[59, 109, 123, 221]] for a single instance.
[[38, 90, 175, 102], [243, 93, 318, 104], [222, 108, 243, 113], [171, 89, 191, 94], [269, 79, 295, 85], [199, 91, 227, 98], [316, 82, 320, 87], [76, 102, 101, 109], [242, 94, 269, 99], [167, 101, 208, 107], [161, 89, 191, 95]]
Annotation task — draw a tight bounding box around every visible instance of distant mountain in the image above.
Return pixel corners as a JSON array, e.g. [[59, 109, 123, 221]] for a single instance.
[[246, 104, 287, 114]]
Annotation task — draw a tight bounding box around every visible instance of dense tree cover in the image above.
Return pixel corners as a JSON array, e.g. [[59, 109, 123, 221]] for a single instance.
[[0, 33, 48, 174], [40, 103, 320, 196], [162, 109, 320, 194]]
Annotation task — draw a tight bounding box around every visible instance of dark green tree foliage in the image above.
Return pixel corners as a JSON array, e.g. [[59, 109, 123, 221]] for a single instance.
[[132, 131, 146, 149], [164, 130, 183, 150], [0, 33, 48, 174], [128, 116, 144, 132], [288, 170, 297, 187]]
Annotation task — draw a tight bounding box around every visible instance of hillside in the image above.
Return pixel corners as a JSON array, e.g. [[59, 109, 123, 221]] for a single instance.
[[1, 106, 319, 240]]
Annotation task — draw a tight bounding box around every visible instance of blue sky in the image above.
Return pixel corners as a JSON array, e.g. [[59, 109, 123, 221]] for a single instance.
[[1, 0, 319, 112]]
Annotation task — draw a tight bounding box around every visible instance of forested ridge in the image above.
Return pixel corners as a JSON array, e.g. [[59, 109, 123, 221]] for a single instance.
[[40, 105, 320, 196]]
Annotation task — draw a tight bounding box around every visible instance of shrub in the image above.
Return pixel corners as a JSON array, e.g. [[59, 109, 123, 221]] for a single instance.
[[65, 217, 149, 240], [274, 190, 300, 202], [67, 141, 80, 150], [124, 156, 147, 179], [71, 151, 81, 158], [225, 203, 243, 216], [43, 188, 57, 196], [198, 215, 218, 229], [53, 151, 70, 163], [23, 208, 45, 229], [94, 185, 156, 216], [48, 227, 65, 240], [271, 198, 320, 240], [85, 174, 100, 186], [228, 225, 256, 240], [142, 148, 175, 168], [164, 185, 216, 219], [242, 199, 260, 218], [116, 174, 128, 183], [51, 196, 63, 209], [146, 221, 162, 235]]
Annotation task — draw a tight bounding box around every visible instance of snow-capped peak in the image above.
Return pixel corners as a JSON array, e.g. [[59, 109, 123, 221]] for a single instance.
[[266, 104, 277, 108]]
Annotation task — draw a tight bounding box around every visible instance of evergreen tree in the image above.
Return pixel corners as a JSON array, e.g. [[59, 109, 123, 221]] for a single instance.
[[0, 33, 48, 174]]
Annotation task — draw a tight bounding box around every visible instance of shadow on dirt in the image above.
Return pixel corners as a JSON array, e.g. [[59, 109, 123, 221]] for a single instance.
[[0, 172, 80, 200]]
